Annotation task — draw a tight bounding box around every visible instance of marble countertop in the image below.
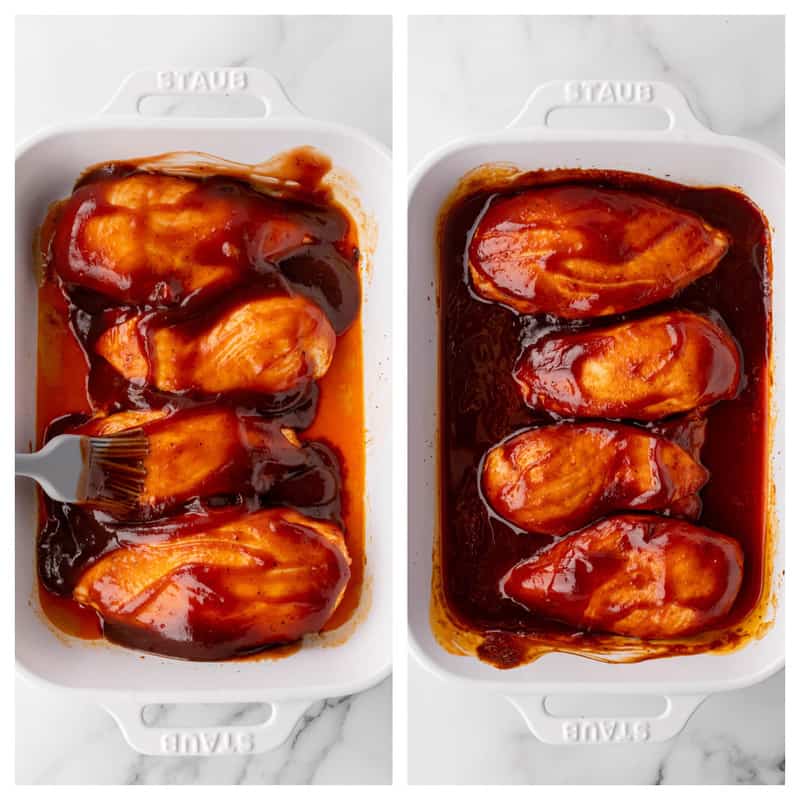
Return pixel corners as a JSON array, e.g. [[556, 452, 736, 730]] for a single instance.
[[409, 15, 784, 167], [15, 14, 391, 786], [409, 660, 783, 785], [408, 13, 784, 786], [15, 12, 787, 787]]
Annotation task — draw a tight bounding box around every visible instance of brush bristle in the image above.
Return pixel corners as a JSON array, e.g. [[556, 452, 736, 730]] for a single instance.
[[86, 429, 149, 513]]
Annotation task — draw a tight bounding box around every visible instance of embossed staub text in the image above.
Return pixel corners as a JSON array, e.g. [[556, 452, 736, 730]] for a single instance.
[[562, 719, 651, 743], [156, 70, 248, 93], [564, 81, 654, 104], [160, 730, 255, 755]]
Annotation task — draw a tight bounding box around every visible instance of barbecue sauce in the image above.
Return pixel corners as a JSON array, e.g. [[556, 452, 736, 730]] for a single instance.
[[35, 149, 366, 659], [435, 167, 775, 669]]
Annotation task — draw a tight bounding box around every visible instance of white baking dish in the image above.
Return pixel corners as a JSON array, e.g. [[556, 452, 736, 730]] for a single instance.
[[15, 68, 392, 756], [408, 80, 784, 744]]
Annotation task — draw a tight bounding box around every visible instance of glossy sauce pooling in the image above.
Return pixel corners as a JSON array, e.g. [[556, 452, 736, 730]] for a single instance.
[[438, 168, 772, 668], [35, 152, 366, 657]]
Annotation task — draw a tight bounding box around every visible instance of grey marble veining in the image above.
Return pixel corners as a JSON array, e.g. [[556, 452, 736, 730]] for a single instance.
[[15, 14, 391, 786], [408, 13, 784, 786]]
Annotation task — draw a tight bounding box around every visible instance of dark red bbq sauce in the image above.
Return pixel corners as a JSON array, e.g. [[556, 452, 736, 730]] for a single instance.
[[36, 154, 366, 659], [437, 168, 772, 668]]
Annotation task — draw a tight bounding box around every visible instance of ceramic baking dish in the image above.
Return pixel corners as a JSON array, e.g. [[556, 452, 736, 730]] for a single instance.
[[15, 68, 392, 756], [408, 80, 784, 744]]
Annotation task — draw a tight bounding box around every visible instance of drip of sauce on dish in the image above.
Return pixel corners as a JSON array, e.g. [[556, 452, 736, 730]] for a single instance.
[[435, 166, 773, 669], [35, 148, 366, 657]]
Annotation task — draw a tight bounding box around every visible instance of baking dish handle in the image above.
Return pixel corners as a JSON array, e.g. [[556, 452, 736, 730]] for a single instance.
[[508, 79, 709, 134], [102, 698, 312, 756], [101, 68, 302, 119], [507, 693, 706, 745]]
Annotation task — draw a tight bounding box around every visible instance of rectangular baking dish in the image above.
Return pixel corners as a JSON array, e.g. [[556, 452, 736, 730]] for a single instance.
[[408, 80, 784, 744], [15, 68, 392, 756]]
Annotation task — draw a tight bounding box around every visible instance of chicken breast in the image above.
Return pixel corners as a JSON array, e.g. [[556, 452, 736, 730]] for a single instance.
[[468, 185, 730, 319], [95, 294, 336, 396], [73, 507, 351, 660], [514, 311, 741, 420], [50, 173, 317, 305], [501, 514, 743, 639], [481, 423, 709, 535], [75, 407, 339, 517]]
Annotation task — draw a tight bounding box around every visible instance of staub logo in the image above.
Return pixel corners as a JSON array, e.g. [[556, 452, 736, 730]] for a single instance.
[[562, 719, 651, 744], [156, 70, 248, 93], [564, 81, 654, 104], [160, 730, 255, 755]]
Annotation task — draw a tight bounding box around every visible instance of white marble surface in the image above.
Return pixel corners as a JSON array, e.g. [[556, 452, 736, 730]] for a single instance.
[[409, 659, 783, 785], [408, 14, 784, 786], [16, 15, 392, 147], [16, 675, 391, 785], [15, 14, 391, 785], [409, 14, 785, 167]]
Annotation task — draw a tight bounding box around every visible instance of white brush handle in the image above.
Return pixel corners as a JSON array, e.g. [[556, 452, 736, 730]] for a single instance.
[[15, 436, 84, 503]]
